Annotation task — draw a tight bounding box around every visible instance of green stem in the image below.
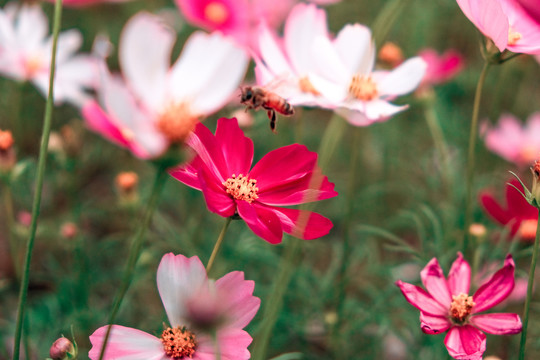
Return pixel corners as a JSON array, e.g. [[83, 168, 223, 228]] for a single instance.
[[423, 100, 451, 190], [463, 61, 490, 258], [206, 217, 232, 273], [518, 208, 540, 360], [371, 0, 413, 46], [11, 1, 63, 358], [98, 167, 168, 360]]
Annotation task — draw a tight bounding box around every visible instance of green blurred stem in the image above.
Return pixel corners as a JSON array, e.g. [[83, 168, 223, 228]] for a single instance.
[[371, 0, 412, 46], [518, 208, 540, 360], [206, 217, 232, 273], [423, 100, 451, 189], [463, 61, 490, 258], [2, 183, 19, 279], [98, 167, 168, 360], [11, 0, 63, 359]]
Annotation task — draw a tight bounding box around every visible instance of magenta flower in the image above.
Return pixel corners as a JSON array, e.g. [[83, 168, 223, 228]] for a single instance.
[[170, 117, 338, 244], [480, 179, 538, 242], [397, 253, 522, 360], [482, 113, 540, 168], [90, 253, 260, 360], [418, 48, 464, 89], [455, 0, 540, 54]]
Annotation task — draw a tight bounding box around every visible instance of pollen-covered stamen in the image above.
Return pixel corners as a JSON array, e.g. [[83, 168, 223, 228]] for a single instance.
[[508, 27, 522, 46], [299, 77, 320, 96], [349, 75, 378, 101], [156, 102, 199, 144], [204, 2, 229, 25], [519, 219, 537, 240], [160, 326, 197, 359], [223, 174, 259, 203], [449, 293, 475, 323]]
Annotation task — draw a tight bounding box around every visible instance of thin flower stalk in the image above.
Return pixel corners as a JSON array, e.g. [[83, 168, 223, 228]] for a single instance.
[[518, 207, 540, 360], [97, 167, 168, 360], [12, 0, 63, 359], [206, 217, 232, 273]]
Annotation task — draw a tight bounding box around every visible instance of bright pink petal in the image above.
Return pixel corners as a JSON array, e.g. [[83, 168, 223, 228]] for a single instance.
[[214, 118, 253, 176], [237, 201, 283, 244], [199, 168, 237, 217], [194, 328, 252, 360], [479, 190, 511, 225], [89, 325, 167, 360], [156, 253, 208, 327], [473, 254, 515, 313], [469, 313, 522, 335], [447, 252, 471, 296], [506, 179, 536, 219], [395, 280, 447, 316], [169, 156, 203, 191], [420, 257, 452, 308], [420, 312, 451, 335], [215, 271, 261, 329], [81, 100, 131, 148], [271, 207, 333, 240], [444, 325, 486, 360], [186, 121, 230, 182]]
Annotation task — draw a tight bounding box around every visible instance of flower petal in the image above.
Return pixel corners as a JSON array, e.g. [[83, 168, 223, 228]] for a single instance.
[[469, 313, 522, 335], [82, 100, 131, 149], [473, 254, 515, 313], [169, 156, 204, 191], [186, 121, 229, 182], [89, 325, 167, 360], [378, 57, 427, 96], [215, 271, 261, 329], [157, 253, 208, 327], [447, 252, 471, 296], [444, 325, 486, 360], [395, 280, 447, 316], [199, 167, 237, 217], [420, 312, 451, 335], [420, 257, 452, 308], [214, 118, 253, 176], [272, 207, 333, 240], [479, 190, 512, 226], [194, 328, 253, 360], [237, 202, 283, 244], [333, 24, 373, 76]]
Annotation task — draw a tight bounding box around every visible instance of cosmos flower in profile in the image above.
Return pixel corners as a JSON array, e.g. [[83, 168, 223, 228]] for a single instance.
[[89, 253, 260, 360], [417, 48, 464, 91], [170, 117, 338, 244], [0, 3, 97, 106], [397, 253, 522, 360], [82, 12, 248, 159]]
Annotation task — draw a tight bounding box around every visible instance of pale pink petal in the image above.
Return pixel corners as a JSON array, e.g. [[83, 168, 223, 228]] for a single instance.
[[215, 271, 260, 329], [214, 118, 254, 175], [419, 312, 451, 335], [307, 72, 348, 103], [16, 5, 48, 53], [395, 280, 447, 316], [333, 24, 373, 76], [271, 207, 333, 240], [157, 253, 208, 327], [193, 328, 252, 360], [258, 23, 294, 77], [54, 29, 83, 64], [341, 99, 408, 122], [420, 258, 452, 308], [447, 252, 471, 296], [378, 57, 427, 96], [501, 0, 540, 54], [120, 12, 174, 112], [237, 201, 283, 244], [473, 254, 515, 313], [89, 325, 167, 360], [469, 313, 522, 335], [444, 325, 486, 360], [82, 100, 131, 148], [311, 35, 351, 88]]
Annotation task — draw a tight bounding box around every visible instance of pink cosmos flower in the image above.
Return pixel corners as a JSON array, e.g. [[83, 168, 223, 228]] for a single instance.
[[475, 262, 529, 304], [89, 253, 260, 360], [482, 113, 540, 167], [418, 48, 464, 89], [455, 0, 540, 54], [397, 253, 522, 360], [0, 3, 97, 106], [170, 117, 338, 244], [479, 179, 538, 242], [82, 12, 248, 159]]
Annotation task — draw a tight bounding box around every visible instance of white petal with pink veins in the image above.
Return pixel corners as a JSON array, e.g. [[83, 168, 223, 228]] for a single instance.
[[378, 57, 427, 97]]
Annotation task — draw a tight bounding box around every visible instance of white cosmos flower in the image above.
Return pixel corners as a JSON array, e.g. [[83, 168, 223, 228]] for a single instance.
[[0, 3, 97, 106]]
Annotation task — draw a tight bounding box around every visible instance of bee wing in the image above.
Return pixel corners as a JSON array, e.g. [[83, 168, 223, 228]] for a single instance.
[[263, 73, 294, 92]]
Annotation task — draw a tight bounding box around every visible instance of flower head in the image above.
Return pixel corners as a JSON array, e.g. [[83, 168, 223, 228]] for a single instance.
[[170, 117, 337, 244], [0, 3, 98, 106], [482, 113, 540, 167], [82, 12, 248, 160], [397, 253, 522, 360], [455, 0, 540, 54], [89, 253, 260, 360], [418, 48, 464, 89], [480, 179, 538, 242]]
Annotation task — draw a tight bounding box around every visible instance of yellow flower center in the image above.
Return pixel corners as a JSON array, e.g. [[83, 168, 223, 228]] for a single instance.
[[519, 219, 537, 240], [161, 326, 197, 359], [156, 102, 199, 144], [349, 75, 378, 101], [24, 54, 43, 77], [223, 174, 259, 203], [449, 293, 475, 324], [204, 2, 229, 25], [508, 27, 522, 46], [298, 76, 320, 96]]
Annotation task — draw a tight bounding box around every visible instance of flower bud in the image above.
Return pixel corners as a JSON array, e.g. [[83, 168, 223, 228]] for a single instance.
[[60, 222, 78, 240], [0, 129, 16, 173], [531, 160, 540, 207], [49, 337, 75, 360], [378, 42, 404, 68], [115, 171, 139, 206], [469, 223, 487, 240]]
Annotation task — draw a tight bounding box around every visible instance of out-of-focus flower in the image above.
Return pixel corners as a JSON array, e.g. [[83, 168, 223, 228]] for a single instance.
[[397, 253, 522, 360], [90, 253, 260, 360], [60, 222, 78, 240], [45, 0, 133, 7], [480, 179, 538, 242], [418, 48, 464, 91], [115, 171, 139, 205], [378, 42, 404, 68], [82, 12, 248, 160], [455, 0, 540, 54], [17, 211, 31, 227], [482, 113, 540, 167], [230, 109, 254, 128], [49, 337, 76, 360], [469, 223, 487, 238], [170, 117, 337, 244], [0, 129, 15, 173], [0, 3, 98, 106]]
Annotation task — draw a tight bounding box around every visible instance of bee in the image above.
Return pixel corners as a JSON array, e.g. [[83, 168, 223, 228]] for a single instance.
[[240, 86, 294, 133]]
